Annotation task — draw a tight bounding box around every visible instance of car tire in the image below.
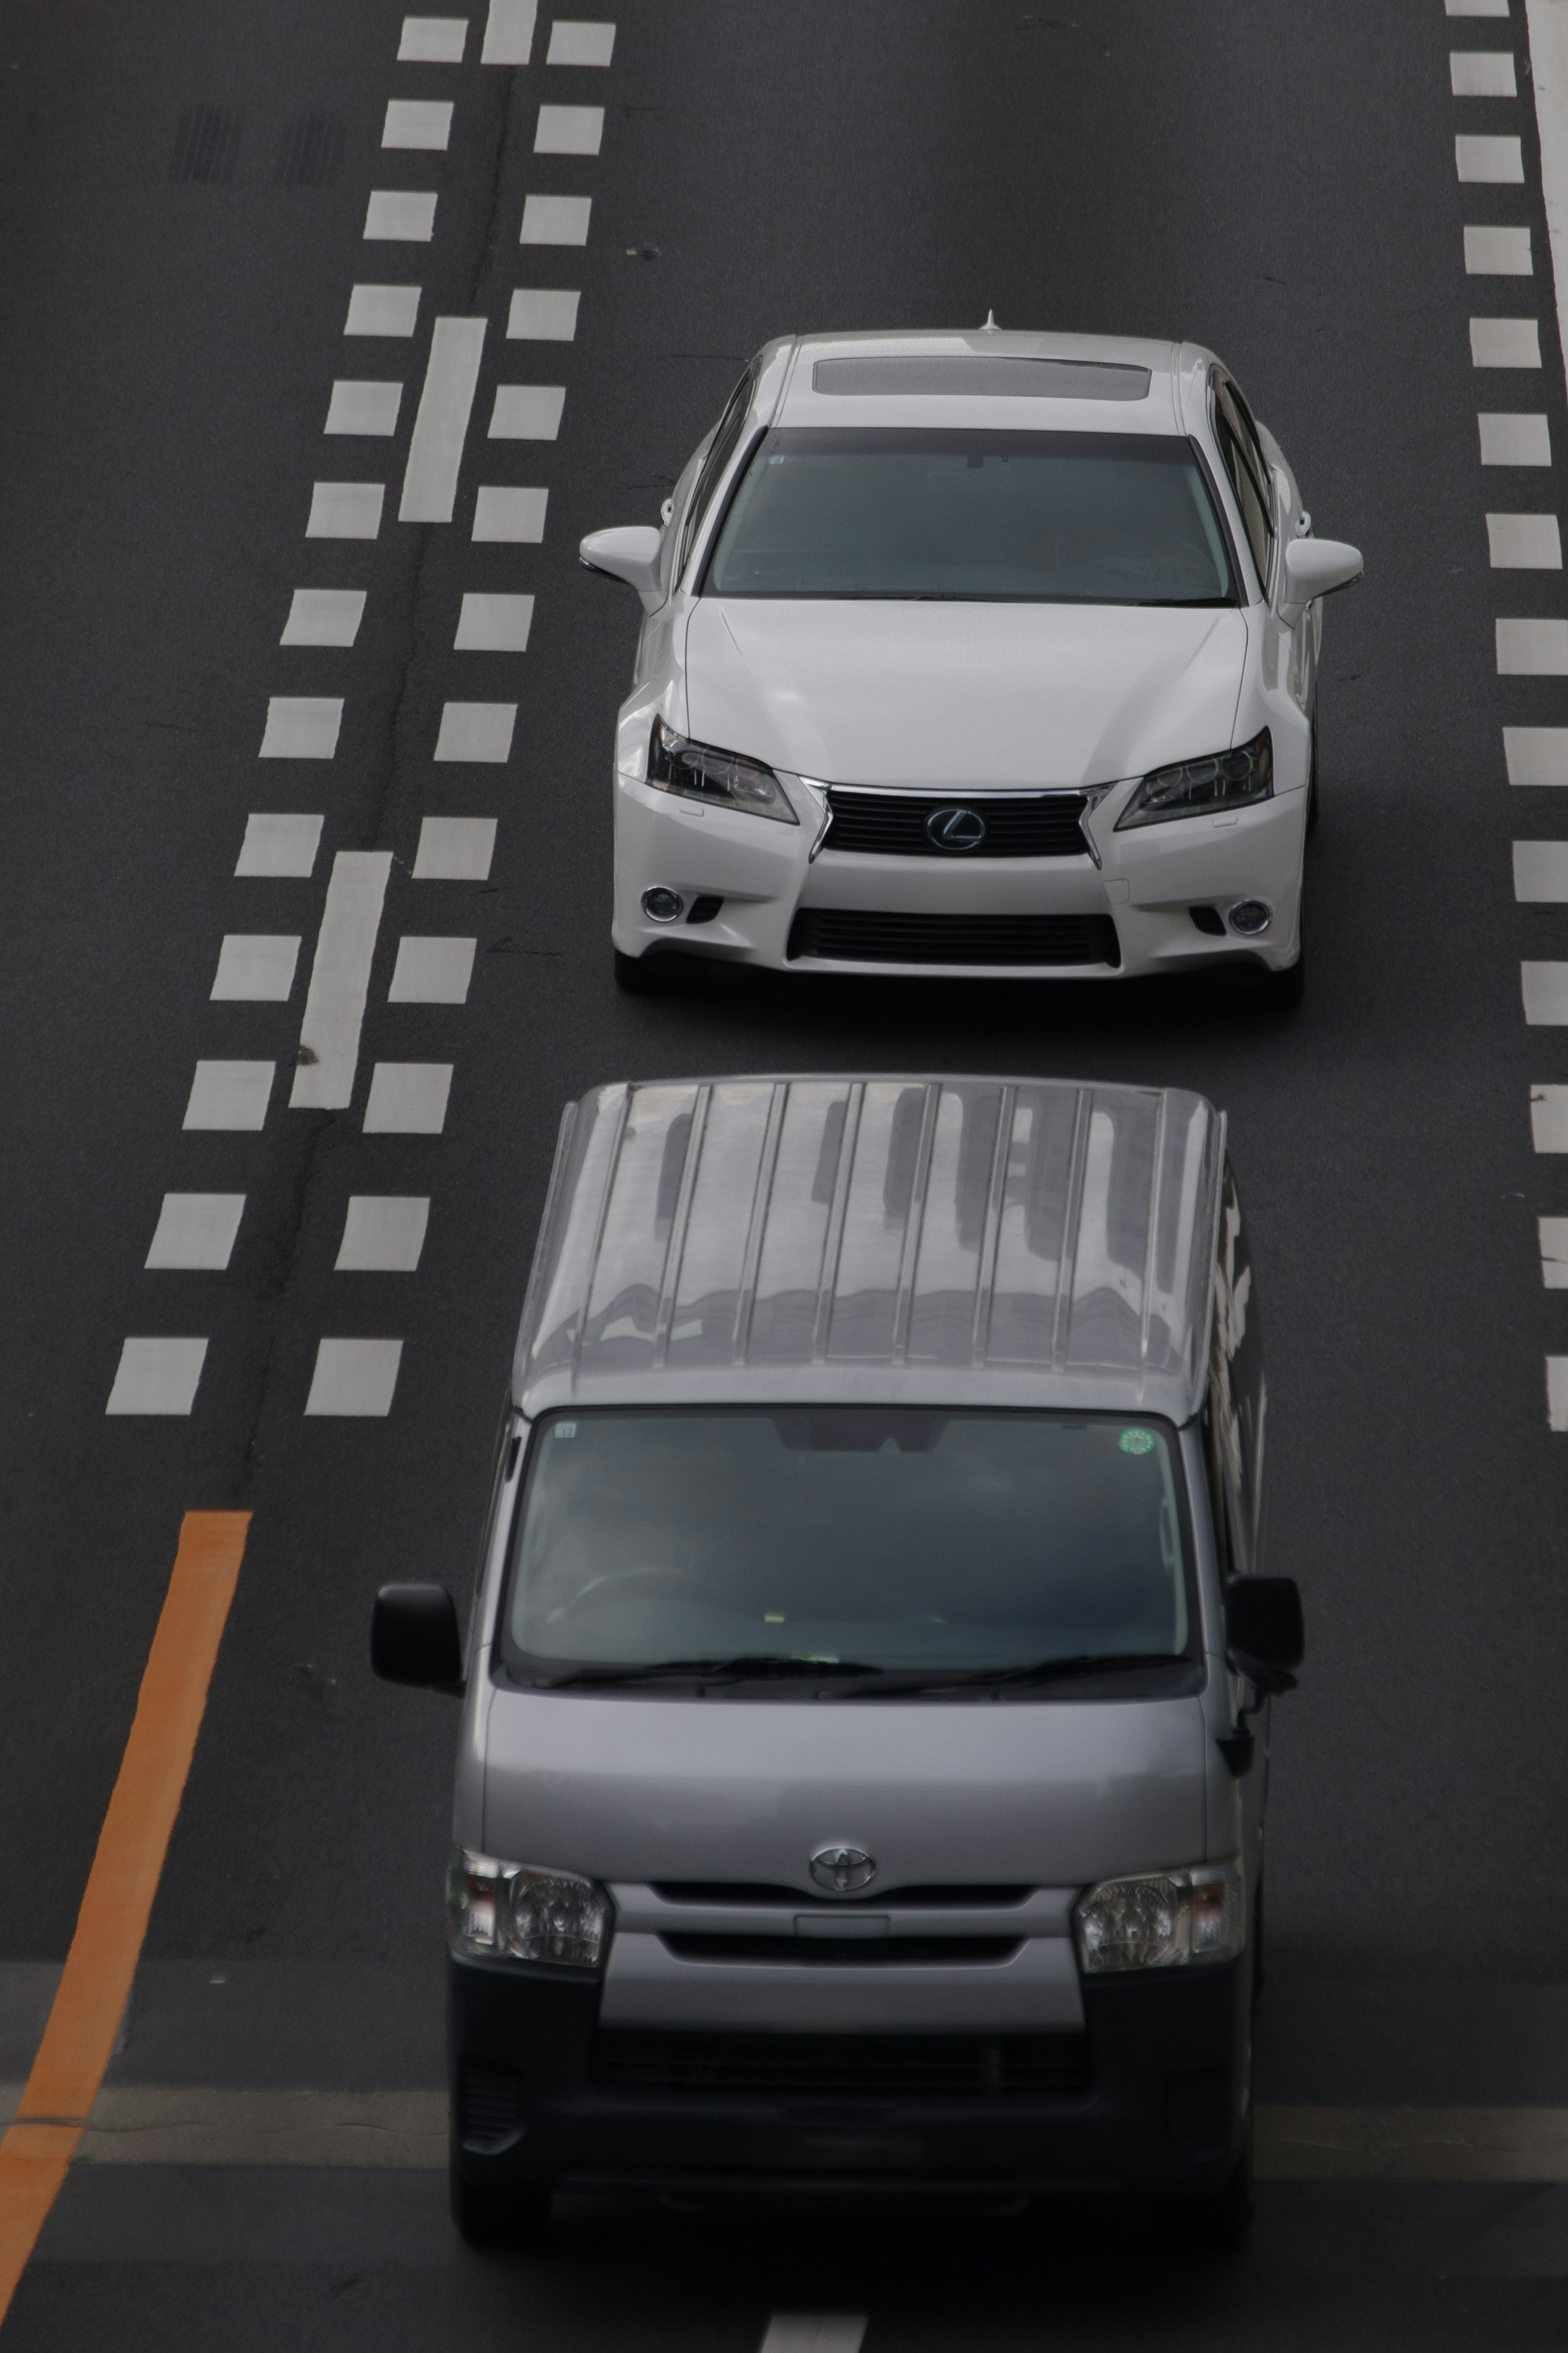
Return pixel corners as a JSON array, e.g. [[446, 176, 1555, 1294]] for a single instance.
[[451, 2169, 552, 2250], [613, 947, 673, 995]]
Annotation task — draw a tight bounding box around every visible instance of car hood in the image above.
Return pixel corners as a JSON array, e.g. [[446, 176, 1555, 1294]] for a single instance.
[[684, 599, 1250, 791]]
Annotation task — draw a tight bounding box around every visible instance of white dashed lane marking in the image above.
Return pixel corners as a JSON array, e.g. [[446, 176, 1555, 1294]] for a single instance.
[[433, 700, 516, 761], [1521, 961, 1568, 1020], [1449, 0, 1511, 17], [1487, 511, 1563, 564], [401, 316, 487, 523], [1471, 316, 1543, 366], [758, 2321, 869, 2353], [1541, 1216, 1568, 1285], [473, 484, 548, 540], [281, 589, 366, 648], [535, 104, 604, 155], [145, 1195, 246, 1272], [336, 1196, 430, 1272], [382, 98, 453, 150], [290, 851, 394, 1111], [508, 287, 579, 339], [304, 1337, 404, 1417], [105, 1338, 209, 1418], [363, 1063, 453, 1133], [1480, 412, 1552, 462], [210, 935, 301, 1002], [1467, 223, 1533, 272], [345, 284, 421, 337], [1458, 133, 1526, 180], [1532, 1086, 1568, 1149], [546, 19, 615, 65], [1498, 618, 1568, 671], [399, 16, 468, 64], [364, 190, 437, 242], [520, 192, 592, 244], [1514, 840, 1568, 894], [412, 815, 496, 878], [388, 937, 476, 1002], [306, 482, 385, 539], [489, 383, 565, 438], [1505, 726, 1568, 782], [480, 0, 537, 65], [454, 591, 533, 650], [236, 813, 322, 876], [1548, 1359, 1568, 1430], [325, 380, 403, 436], [1452, 50, 1519, 97], [183, 1062, 276, 1132], [259, 696, 344, 758]]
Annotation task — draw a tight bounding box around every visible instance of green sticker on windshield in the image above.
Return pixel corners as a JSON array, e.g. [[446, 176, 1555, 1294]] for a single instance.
[[1119, 1427, 1156, 1456]]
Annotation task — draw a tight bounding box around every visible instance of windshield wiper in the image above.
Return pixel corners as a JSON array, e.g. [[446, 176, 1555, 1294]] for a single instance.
[[528, 1654, 881, 1691], [833, 1652, 1185, 1700]]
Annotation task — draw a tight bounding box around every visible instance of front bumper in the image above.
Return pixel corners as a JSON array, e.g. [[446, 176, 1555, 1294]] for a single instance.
[[449, 1954, 1250, 2202], [612, 774, 1306, 980]]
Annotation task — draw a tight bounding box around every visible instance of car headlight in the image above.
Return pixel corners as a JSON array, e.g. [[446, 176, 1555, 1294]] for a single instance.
[[647, 716, 799, 824], [447, 1847, 612, 1969], [1114, 728, 1272, 830], [1074, 1857, 1245, 1974]]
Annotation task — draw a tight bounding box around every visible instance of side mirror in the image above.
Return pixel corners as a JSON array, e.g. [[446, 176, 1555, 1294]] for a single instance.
[[371, 1583, 464, 1695], [1225, 1576, 1304, 1697], [579, 524, 664, 613], [1279, 535, 1362, 626]]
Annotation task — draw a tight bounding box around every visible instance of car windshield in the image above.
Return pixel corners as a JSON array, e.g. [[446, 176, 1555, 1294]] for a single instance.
[[504, 1407, 1193, 1680], [704, 428, 1236, 604]]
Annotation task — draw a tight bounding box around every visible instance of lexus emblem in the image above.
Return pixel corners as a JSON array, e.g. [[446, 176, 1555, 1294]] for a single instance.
[[810, 1844, 878, 1894], [926, 804, 987, 853]]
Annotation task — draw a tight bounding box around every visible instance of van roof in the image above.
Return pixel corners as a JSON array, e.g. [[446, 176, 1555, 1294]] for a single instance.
[[514, 1077, 1225, 1424]]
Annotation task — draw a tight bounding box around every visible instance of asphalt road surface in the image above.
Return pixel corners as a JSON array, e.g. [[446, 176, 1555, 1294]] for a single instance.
[[5, 0, 1568, 2340]]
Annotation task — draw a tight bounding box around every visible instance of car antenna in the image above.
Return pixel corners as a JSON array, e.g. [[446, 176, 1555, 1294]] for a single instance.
[[980, 310, 1000, 332]]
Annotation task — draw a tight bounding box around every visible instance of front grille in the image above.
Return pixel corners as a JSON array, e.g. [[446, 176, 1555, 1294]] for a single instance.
[[651, 1883, 1033, 1909], [459, 2061, 521, 2152], [822, 789, 1089, 859], [592, 2030, 1091, 2102], [788, 910, 1120, 968], [658, 1934, 1021, 1966]]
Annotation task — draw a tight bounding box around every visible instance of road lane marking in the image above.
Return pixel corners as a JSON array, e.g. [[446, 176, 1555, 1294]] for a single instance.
[[412, 815, 496, 877], [520, 192, 592, 244], [1457, 132, 1526, 178], [1487, 511, 1563, 563], [473, 484, 548, 540], [434, 700, 516, 761], [345, 284, 421, 337], [336, 1196, 430, 1271], [1498, 617, 1568, 669], [389, 937, 476, 1001], [761, 2323, 867, 2353], [535, 104, 604, 154], [259, 695, 343, 758], [0, 1514, 248, 2318], [1471, 316, 1543, 365], [1548, 1358, 1568, 1426], [324, 380, 403, 436], [145, 1195, 246, 1272], [1522, 960, 1568, 1018], [546, 20, 616, 66], [1541, 1215, 1568, 1282], [304, 1338, 404, 1417], [399, 16, 468, 63], [1532, 1084, 1568, 1147], [455, 591, 533, 649], [183, 1062, 276, 1131], [508, 287, 579, 339], [383, 99, 453, 151], [306, 482, 385, 539], [1506, 725, 1568, 779], [401, 316, 487, 523], [1514, 839, 1568, 892], [281, 589, 365, 647], [1466, 223, 1533, 271], [480, 0, 537, 64], [363, 1063, 453, 1132], [1452, 50, 1519, 96], [1259, 2103, 1568, 2178], [210, 935, 300, 1001], [1449, 0, 1511, 16], [1480, 411, 1552, 461], [290, 851, 393, 1111], [236, 813, 322, 875], [489, 383, 565, 438], [104, 1340, 209, 1416], [364, 190, 437, 242]]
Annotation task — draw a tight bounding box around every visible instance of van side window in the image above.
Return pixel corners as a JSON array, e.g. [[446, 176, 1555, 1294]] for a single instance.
[[678, 370, 756, 580], [1213, 376, 1274, 595]]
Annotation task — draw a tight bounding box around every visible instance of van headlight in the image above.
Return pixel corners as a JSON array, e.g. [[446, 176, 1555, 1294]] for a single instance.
[[447, 1847, 612, 1969], [1073, 1858, 1245, 1973], [1114, 729, 1273, 829], [647, 716, 799, 823]]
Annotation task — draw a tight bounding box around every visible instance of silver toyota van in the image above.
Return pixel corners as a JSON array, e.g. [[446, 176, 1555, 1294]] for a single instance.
[[372, 1074, 1303, 2246]]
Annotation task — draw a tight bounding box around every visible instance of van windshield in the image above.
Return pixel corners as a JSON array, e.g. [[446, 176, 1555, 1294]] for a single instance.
[[503, 1408, 1193, 1686]]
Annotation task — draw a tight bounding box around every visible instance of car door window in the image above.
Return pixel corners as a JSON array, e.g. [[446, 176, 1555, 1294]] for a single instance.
[[678, 370, 756, 580], [1212, 376, 1274, 595]]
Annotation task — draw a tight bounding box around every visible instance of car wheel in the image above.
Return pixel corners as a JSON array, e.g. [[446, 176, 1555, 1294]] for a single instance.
[[613, 947, 673, 995], [451, 2168, 552, 2250]]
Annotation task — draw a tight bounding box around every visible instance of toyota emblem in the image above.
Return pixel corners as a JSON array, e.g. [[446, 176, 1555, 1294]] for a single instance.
[[926, 804, 987, 853], [810, 1844, 878, 1894]]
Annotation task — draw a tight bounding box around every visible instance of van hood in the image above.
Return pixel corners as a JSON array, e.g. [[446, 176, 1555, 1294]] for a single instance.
[[683, 600, 1249, 792]]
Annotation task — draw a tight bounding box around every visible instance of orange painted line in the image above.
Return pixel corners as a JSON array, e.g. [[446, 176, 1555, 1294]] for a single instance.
[[0, 1510, 249, 2323]]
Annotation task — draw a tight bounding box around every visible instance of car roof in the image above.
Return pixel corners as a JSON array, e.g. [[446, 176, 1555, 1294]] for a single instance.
[[514, 1075, 1224, 1423], [770, 328, 1185, 435]]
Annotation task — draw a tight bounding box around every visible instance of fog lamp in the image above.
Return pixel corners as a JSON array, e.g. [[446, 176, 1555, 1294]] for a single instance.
[[641, 887, 684, 923], [1228, 900, 1272, 936]]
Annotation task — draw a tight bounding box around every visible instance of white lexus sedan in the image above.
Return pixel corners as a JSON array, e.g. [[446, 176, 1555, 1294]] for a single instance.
[[580, 329, 1361, 995]]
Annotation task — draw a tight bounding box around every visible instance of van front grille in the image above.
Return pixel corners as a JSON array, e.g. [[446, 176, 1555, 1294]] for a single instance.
[[591, 2030, 1091, 2101], [822, 790, 1090, 859], [788, 910, 1121, 968], [658, 1934, 1022, 1966], [650, 1883, 1033, 1909]]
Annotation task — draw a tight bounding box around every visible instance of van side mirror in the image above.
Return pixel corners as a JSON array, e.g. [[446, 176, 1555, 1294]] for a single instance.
[[1279, 535, 1362, 626], [579, 525, 664, 613], [1225, 1577, 1304, 1697], [371, 1584, 464, 1695]]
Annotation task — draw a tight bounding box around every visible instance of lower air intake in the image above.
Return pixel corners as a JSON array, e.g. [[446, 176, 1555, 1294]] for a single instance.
[[787, 910, 1120, 968], [591, 2030, 1091, 2101], [459, 2061, 521, 2152]]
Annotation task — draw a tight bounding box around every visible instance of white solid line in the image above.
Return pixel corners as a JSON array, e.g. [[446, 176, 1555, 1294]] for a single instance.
[[507, 288, 579, 339], [281, 589, 366, 648], [106, 1338, 208, 1418], [1499, 617, 1568, 670], [412, 815, 496, 879], [1457, 132, 1526, 179], [306, 482, 385, 540], [399, 16, 468, 63], [473, 485, 548, 541], [365, 190, 437, 242], [183, 1063, 275, 1131], [236, 814, 322, 877], [1449, 0, 1510, 15], [400, 317, 487, 524], [1548, 1357, 1568, 1429], [336, 1196, 430, 1271], [1522, 960, 1568, 1019], [520, 193, 591, 244], [1471, 316, 1542, 365], [388, 936, 476, 1002], [455, 592, 534, 650], [345, 285, 421, 337], [1487, 511, 1563, 564], [291, 852, 394, 1111], [304, 1338, 403, 1418], [1480, 411, 1552, 462], [1451, 50, 1519, 95], [434, 702, 516, 761], [535, 103, 604, 154], [1466, 223, 1533, 272], [145, 1195, 246, 1272], [481, 0, 537, 62], [1527, 0, 1568, 386], [363, 1063, 452, 1132], [1541, 1216, 1568, 1285], [489, 385, 565, 439], [546, 20, 616, 65], [260, 697, 343, 759], [211, 935, 301, 1001], [1514, 839, 1568, 894], [1506, 725, 1568, 781], [383, 99, 453, 149], [325, 381, 403, 436], [1532, 1084, 1568, 1147], [759, 2320, 869, 2353]]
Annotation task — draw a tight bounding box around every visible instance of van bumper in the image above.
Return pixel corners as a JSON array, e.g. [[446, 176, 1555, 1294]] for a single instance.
[[448, 1953, 1250, 2201]]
